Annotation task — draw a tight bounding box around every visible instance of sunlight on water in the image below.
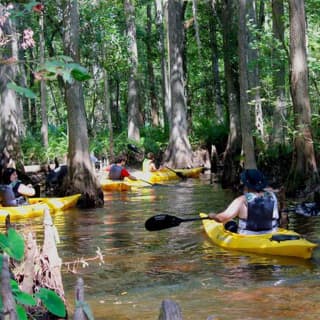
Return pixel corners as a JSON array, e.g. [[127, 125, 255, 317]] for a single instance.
[[1, 177, 320, 319]]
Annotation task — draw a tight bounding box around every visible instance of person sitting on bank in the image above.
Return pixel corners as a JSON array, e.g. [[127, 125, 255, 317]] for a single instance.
[[142, 152, 158, 172], [0, 167, 35, 206], [108, 156, 137, 181], [209, 169, 286, 234]]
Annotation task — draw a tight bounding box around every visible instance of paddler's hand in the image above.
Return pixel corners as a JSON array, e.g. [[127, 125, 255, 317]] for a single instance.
[[208, 213, 219, 221]]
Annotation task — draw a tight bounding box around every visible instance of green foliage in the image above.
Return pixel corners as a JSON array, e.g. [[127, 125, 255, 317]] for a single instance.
[[140, 126, 168, 155], [191, 119, 228, 152], [21, 126, 68, 164], [35, 288, 66, 318], [7, 82, 37, 99], [0, 228, 24, 261], [0, 229, 67, 319], [38, 57, 91, 84]]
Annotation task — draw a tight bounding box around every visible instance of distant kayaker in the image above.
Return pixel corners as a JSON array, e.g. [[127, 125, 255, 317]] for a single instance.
[[142, 152, 158, 172], [209, 169, 287, 234], [108, 156, 138, 181], [0, 167, 35, 206]]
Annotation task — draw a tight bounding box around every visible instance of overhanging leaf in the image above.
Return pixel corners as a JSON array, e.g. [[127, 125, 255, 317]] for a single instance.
[[5, 229, 25, 261], [35, 288, 66, 318], [7, 82, 37, 99], [16, 304, 28, 320], [15, 292, 37, 307], [67, 63, 91, 81]]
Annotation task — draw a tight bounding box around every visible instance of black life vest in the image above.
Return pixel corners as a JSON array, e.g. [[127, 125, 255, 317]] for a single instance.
[[240, 192, 278, 232]]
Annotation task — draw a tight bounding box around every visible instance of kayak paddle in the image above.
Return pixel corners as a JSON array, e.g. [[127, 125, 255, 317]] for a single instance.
[[145, 214, 210, 231], [165, 166, 186, 179], [139, 179, 165, 187]]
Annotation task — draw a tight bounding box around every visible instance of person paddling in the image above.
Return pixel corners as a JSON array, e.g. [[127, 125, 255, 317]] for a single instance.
[[209, 169, 287, 234], [0, 168, 35, 206], [108, 156, 138, 181], [142, 152, 158, 172]]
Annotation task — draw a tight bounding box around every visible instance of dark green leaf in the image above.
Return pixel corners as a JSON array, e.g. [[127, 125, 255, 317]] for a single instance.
[[7, 82, 37, 99], [15, 292, 36, 307], [69, 64, 91, 81], [6, 229, 24, 261], [35, 288, 66, 318], [16, 304, 28, 320], [0, 233, 9, 250]]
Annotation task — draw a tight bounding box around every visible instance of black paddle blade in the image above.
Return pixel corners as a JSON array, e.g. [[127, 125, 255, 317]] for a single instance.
[[145, 214, 183, 231]]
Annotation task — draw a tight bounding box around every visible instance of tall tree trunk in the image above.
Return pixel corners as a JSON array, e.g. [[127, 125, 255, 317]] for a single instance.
[[238, 0, 257, 169], [62, 0, 103, 207], [272, 0, 286, 145], [209, 2, 223, 123], [156, 0, 171, 128], [0, 4, 23, 170], [247, 0, 264, 141], [286, 0, 319, 195], [124, 0, 141, 142], [164, 0, 193, 168], [192, 0, 201, 59], [221, 0, 242, 188], [146, 3, 159, 127], [39, 4, 49, 148], [103, 68, 114, 160]]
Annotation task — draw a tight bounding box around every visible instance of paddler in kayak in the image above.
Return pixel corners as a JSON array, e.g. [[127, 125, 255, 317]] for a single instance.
[[108, 155, 138, 181], [0, 167, 36, 206], [209, 169, 288, 234], [142, 152, 158, 172]]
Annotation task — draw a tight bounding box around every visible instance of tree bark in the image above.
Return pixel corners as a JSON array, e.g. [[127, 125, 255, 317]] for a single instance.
[[238, 0, 257, 169], [286, 0, 319, 194], [62, 0, 103, 207], [0, 4, 23, 171], [155, 0, 170, 128], [164, 0, 193, 168], [272, 0, 286, 145], [124, 0, 141, 142], [39, 5, 49, 148], [146, 3, 159, 127], [221, 0, 242, 188], [209, 2, 223, 123]]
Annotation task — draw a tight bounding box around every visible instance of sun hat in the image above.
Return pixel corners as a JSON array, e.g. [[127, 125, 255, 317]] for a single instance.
[[240, 169, 267, 192]]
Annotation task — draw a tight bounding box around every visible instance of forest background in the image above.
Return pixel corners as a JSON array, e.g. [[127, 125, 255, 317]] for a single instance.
[[1, 0, 320, 205]]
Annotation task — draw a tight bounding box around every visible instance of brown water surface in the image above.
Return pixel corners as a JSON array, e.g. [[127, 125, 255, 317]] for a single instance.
[[8, 177, 320, 319]]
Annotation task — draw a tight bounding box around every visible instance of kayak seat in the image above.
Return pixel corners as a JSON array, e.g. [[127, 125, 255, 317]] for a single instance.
[[224, 220, 238, 233]]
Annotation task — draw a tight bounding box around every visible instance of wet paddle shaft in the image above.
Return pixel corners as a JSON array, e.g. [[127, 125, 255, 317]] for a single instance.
[[145, 214, 209, 231]]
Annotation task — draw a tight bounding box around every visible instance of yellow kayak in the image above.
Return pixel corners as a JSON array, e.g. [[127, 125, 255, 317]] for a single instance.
[[0, 203, 49, 222], [146, 167, 204, 183], [28, 194, 81, 211], [174, 167, 204, 178], [100, 179, 132, 192], [200, 213, 317, 259]]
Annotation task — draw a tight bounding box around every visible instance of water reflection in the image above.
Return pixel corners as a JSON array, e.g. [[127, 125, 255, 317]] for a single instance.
[[2, 179, 320, 319]]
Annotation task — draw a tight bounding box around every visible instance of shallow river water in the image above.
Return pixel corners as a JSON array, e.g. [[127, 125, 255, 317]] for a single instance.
[[10, 175, 320, 319]]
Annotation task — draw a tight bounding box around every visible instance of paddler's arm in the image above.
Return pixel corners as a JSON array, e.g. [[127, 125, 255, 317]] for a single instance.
[[208, 195, 245, 223]]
